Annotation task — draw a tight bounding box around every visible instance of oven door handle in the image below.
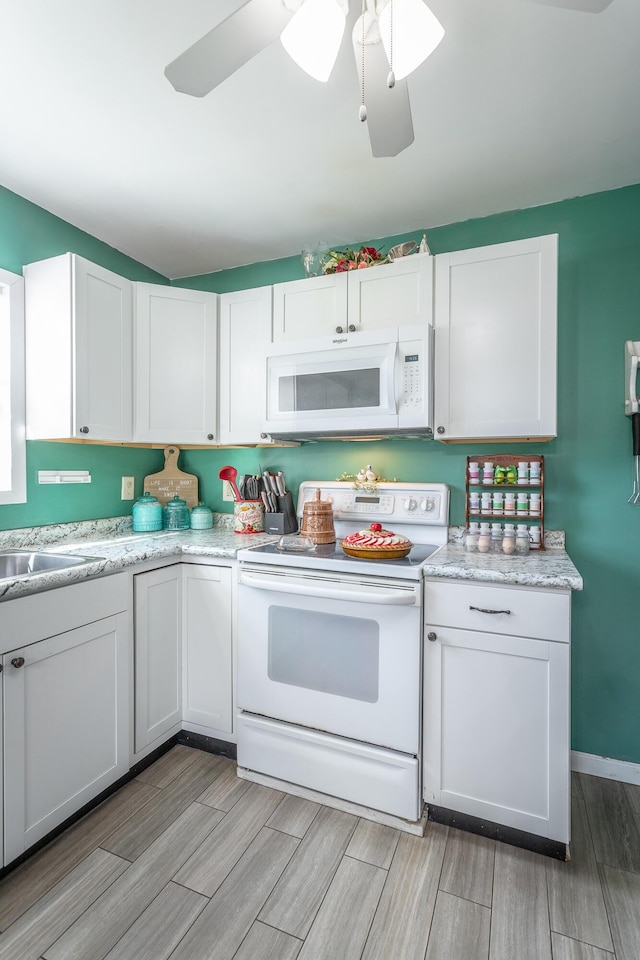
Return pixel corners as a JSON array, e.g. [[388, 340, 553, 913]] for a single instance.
[[239, 572, 418, 606]]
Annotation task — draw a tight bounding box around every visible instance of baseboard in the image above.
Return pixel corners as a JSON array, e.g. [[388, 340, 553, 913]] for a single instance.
[[571, 750, 640, 786], [427, 805, 568, 861]]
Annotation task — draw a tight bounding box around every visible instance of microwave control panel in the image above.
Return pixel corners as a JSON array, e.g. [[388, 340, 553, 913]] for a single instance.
[[398, 350, 423, 410]]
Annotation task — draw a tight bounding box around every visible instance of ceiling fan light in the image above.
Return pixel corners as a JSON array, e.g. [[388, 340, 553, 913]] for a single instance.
[[280, 0, 346, 83], [379, 0, 444, 81]]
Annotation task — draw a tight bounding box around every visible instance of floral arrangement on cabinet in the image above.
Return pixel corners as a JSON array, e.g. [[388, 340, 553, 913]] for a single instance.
[[322, 245, 386, 274]]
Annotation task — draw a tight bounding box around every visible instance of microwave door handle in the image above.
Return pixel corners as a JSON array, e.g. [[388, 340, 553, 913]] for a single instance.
[[386, 342, 398, 413], [239, 572, 417, 606]]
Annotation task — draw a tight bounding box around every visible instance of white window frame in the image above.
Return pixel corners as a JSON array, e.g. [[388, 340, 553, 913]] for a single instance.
[[0, 267, 26, 504]]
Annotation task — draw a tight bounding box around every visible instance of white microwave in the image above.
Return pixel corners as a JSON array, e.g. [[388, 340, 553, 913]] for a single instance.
[[263, 325, 433, 440]]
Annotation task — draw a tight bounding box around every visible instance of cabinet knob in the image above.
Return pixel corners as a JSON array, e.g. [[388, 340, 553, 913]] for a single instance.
[[11, 657, 25, 668], [348, 324, 356, 332], [207, 433, 214, 441], [436, 426, 445, 435], [79, 426, 89, 434], [427, 632, 437, 642], [260, 432, 269, 440], [335, 326, 344, 334]]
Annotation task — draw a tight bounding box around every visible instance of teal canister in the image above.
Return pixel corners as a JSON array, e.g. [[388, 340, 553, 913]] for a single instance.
[[132, 492, 163, 532], [190, 502, 214, 530], [163, 494, 190, 530]]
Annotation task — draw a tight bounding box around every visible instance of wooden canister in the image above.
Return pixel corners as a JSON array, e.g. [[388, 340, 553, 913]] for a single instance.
[[300, 489, 336, 544]]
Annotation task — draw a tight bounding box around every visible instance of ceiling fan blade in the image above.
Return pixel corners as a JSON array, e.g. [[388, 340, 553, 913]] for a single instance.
[[165, 0, 295, 98], [523, 0, 613, 11], [353, 30, 414, 158]]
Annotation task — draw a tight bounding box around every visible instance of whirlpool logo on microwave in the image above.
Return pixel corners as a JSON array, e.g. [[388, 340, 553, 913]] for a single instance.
[[332, 337, 348, 345]]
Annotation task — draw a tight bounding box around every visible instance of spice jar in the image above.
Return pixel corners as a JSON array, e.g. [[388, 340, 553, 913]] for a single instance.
[[502, 526, 516, 554], [482, 461, 494, 483], [515, 524, 530, 555], [490, 523, 503, 552], [477, 522, 491, 553], [465, 523, 480, 552]]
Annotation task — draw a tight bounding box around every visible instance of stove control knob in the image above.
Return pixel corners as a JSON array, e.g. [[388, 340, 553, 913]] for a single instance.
[[420, 497, 435, 512], [403, 497, 417, 511]]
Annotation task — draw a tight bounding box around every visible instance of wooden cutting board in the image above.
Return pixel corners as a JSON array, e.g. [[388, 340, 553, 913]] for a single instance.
[[143, 446, 199, 508]]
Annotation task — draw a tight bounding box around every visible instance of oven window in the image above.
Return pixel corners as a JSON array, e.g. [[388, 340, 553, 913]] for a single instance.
[[278, 368, 380, 412], [267, 606, 379, 703]]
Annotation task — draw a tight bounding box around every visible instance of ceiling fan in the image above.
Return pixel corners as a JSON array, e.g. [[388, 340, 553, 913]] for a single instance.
[[164, 0, 614, 159]]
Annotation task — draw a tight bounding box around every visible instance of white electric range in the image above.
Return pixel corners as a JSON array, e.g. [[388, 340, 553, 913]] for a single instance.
[[236, 481, 449, 824]]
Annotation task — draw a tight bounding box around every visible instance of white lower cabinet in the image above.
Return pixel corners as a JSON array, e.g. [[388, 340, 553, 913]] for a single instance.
[[3, 610, 130, 864], [423, 579, 571, 843], [133, 566, 182, 756], [182, 564, 233, 736]]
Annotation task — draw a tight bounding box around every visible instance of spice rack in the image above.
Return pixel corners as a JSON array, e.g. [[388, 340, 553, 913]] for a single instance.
[[465, 454, 545, 549]]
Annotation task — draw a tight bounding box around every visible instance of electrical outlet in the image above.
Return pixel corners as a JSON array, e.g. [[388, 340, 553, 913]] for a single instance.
[[222, 480, 234, 502], [121, 476, 135, 500]]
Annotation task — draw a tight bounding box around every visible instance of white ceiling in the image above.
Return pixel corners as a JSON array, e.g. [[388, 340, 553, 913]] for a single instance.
[[0, 0, 638, 279]]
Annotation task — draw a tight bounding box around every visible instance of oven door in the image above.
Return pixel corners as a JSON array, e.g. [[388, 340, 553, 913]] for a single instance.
[[237, 564, 422, 755]]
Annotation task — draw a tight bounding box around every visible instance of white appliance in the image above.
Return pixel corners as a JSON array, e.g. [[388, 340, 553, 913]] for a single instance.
[[263, 325, 433, 440], [236, 480, 449, 822]]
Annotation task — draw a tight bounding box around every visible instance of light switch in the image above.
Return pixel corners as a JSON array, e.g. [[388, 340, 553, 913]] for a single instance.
[[121, 476, 135, 500]]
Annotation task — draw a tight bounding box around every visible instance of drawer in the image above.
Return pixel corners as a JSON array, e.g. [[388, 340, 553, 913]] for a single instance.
[[424, 578, 570, 642]]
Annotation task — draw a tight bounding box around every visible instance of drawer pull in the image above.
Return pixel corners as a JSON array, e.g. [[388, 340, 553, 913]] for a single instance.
[[469, 606, 511, 615]]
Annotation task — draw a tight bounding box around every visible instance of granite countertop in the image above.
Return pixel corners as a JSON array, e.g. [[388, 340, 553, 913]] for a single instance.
[[0, 517, 278, 602], [0, 516, 583, 602], [422, 542, 583, 591]]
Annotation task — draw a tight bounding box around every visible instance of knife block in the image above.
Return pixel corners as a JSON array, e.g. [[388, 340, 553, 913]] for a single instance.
[[265, 492, 298, 535]]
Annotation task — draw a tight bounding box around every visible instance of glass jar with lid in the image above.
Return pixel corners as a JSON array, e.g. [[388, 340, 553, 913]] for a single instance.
[[132, 492, 163, 532], [163, 495, 190, 530], [190, 502, 214, 529]]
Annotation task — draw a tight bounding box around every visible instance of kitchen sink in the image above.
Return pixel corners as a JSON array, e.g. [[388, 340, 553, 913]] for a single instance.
[[0, 549, 102, 582]]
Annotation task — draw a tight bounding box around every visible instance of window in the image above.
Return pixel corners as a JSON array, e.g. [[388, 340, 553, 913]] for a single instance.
[[0, 267, 26, 504]]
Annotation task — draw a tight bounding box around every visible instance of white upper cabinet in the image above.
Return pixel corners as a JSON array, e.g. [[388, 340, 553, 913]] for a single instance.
[[134, 284, 217, 444], [272, 254, 433, 340], [433, 235, 558, 441], [25, 254, 133, 441], [347, 253, 433, 332], [218, 286, 273, 445], [273, 272, 347, 340]]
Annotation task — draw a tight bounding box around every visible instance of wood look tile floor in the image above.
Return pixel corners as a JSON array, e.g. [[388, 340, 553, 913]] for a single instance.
[[1, 746, 639, 960]]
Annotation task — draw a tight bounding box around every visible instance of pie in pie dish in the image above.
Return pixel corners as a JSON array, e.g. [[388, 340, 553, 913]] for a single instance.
[[341, 523, 413, 560]]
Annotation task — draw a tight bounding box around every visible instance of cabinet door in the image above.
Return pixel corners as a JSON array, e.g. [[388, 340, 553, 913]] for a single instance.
[[347, 254, 433, 332], [182, 565, 233, 735], [433, 235, 557, 440], [25, 253, 133, 440], [74, 257, 133, 440], [219, 286, 273, 444], [423, 624, 569, 842], [134, 566, 182, 756], [134, 284, 217, 444], [273, 273, 348, 340], [3, 613, 130, 864]]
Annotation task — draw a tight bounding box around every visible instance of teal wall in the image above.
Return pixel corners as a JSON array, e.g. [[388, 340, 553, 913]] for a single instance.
[[176, 184, 640, 768], [0, 184, 169, 526], [1, 179, 639, 766]]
